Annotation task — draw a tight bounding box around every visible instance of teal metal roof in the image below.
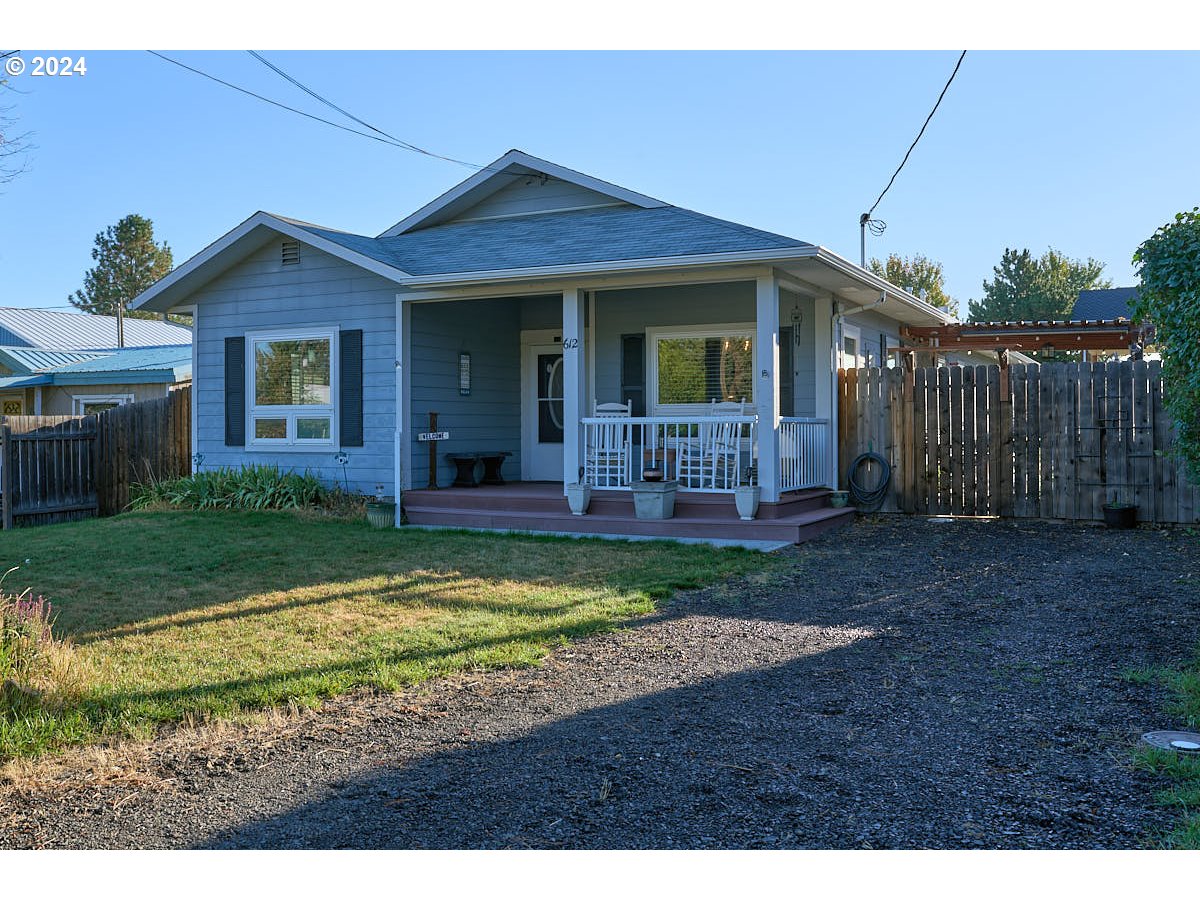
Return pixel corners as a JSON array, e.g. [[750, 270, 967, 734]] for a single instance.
[[0, 346, 190, 388], [0, 347, 108, 373]]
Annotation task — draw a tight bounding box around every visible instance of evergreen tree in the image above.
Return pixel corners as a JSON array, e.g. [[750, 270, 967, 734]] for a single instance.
[[967, 248, 1109, 322], [70, 214, 174, 325]]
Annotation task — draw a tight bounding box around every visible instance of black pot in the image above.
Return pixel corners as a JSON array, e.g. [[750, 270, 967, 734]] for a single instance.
[[1102, 504, 1137, 529]]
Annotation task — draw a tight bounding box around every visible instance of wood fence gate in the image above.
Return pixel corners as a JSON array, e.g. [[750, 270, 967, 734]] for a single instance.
[[838, 361, 1200, 524], [0, 387, 191, 528]]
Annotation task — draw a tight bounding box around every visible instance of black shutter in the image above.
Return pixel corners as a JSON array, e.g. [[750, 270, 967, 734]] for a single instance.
[[224, 336, 245, 446], [339, 329, 364, 447], [620, 333, 646, 416], [779, 326, 795, 418]]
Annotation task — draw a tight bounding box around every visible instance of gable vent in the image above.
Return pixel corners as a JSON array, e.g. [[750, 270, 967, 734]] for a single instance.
[[281, 240, 301, 265]]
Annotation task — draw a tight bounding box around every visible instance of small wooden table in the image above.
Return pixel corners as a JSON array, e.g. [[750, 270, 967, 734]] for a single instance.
[[446, 451, 512, 487]]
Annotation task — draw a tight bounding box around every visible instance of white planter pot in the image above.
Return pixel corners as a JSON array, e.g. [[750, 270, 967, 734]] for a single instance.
[[566, 483, 592, 516], [631, 480, 677, 520], [734, 485, 761, 521]]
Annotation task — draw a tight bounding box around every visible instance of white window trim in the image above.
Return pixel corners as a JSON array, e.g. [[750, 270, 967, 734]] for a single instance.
[[885, 335, 900, 369], [246, 327, 339, 451], [840, 322, 862, 369], [646, 322, 757, 417], [72, 393, 134, 415]]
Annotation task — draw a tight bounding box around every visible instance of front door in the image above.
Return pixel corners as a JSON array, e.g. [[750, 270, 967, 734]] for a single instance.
[[522, 342, 564, 481]]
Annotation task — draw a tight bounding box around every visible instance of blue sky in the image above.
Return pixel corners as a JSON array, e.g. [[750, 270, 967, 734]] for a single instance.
[[1, 50, 1198, 314]]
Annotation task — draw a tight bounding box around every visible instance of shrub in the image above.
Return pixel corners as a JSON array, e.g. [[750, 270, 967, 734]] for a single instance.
[[131, 464, 335, 512], [0, 568, 76, 710]]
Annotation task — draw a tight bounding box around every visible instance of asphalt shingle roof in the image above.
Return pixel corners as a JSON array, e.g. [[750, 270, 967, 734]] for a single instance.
[[1072, 288, 1139, 320], [292, 205, 812, 277]]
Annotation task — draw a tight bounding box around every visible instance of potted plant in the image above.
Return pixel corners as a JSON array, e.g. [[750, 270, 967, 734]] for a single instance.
[[1102, 493, 1137, 529], [734, 483, 761, 521], [631, 476, 677, 520], [829, 490, 850, 508], [366, 484, 397, 528], [566, 482, 592, 516]]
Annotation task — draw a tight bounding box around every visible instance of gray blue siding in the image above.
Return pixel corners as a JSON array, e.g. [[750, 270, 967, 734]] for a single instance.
[[191, 240, 397, 495], [408, 299, 522, 489]]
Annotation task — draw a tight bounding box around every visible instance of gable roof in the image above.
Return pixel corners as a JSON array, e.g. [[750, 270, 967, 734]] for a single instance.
[[131, 149, 951, 325], [1072, 287, 1139, 321], [0, 307, 191, 350], [294, 205, 811, 278], [0, 347, 108, 373], [379, 150, 668, 236]]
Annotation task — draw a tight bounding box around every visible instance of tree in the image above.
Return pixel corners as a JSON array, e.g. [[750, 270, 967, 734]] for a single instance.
[[0, 76, 33, 186], [869, 254, 957, 316], [1133, 208, 1200, 480], [70, 215, 174, 334], [967, 247, 1110, 323]]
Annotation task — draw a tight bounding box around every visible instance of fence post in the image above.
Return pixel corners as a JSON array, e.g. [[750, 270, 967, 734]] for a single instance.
[[1, 424, 11, 530]]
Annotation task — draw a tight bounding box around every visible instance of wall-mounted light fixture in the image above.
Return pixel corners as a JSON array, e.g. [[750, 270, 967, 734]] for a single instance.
[[459, 351, 471, 396]]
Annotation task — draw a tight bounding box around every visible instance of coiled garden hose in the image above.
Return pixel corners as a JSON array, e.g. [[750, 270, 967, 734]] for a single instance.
[[847, 452, 891, 511]]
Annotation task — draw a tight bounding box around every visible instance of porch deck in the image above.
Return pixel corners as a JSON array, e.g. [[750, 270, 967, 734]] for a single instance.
[[401, 482, 855, 550]]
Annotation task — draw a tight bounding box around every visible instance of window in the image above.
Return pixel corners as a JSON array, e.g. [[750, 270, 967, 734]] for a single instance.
[[885, 335, 900, 369], [72, 394, 133, 415], [648, 325, 754, 414], [840, 323, 862, 369], [247, 329, 337, 447]]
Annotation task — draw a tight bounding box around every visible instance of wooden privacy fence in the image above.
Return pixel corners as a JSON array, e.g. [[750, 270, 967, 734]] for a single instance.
[[839, 362, 1200, 524], [95, 387, 192, 515], [0, 387, 191, 528]]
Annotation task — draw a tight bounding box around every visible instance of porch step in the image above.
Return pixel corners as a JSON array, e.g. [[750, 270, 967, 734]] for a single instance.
[[401, 486, 835, 520], [400, 501, 855, 546]]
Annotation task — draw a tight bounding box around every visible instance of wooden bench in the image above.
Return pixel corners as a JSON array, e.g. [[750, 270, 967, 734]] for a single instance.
[[445, 451, 512, 488]]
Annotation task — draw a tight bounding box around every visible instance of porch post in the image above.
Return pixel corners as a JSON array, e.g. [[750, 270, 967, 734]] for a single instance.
[[395, 296, 412, 510], [562, 287, 586, 493], [756, 273, 781, 503], [814, 294, 836, 488]]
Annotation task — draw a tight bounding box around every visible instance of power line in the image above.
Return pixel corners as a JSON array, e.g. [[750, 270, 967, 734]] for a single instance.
[[147, 51, 421, 152], [149, 51, 508, 177], [865, 51, 967, 219], [246, 51, 482, 171]]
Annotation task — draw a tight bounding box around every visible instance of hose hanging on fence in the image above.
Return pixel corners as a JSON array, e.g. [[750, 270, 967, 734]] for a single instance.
[[847, 452, 891, 511]]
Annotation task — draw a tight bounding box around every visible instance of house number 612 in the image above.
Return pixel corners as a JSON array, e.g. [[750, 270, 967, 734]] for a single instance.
[[562, 338, 580, 349]]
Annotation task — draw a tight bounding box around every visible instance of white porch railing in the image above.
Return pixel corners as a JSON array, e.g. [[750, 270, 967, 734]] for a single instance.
[[780, 417, 831, 492], [581, 416, 759, 492]]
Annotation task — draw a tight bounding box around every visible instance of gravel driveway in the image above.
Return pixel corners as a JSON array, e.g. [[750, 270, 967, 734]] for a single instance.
[[3, 517, 1197, 849]]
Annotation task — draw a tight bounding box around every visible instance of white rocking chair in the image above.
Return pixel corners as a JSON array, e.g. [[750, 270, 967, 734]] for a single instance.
[[584, 400, 633, 488], [677, 399, 748, 490]]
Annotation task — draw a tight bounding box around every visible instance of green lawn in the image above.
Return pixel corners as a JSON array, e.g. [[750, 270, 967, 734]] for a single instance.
[[0, 510, 765, 760], [1130, 656, 1200, 848]]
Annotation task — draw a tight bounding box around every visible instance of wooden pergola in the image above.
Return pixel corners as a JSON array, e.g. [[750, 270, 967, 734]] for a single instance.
[[894, 318, 1153, 399], [899, 318, 1151, 357]]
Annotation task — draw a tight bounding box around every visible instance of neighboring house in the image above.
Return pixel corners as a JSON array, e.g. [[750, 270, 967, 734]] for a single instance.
[[0, 345, 192, 416], [1072, 287, 1139, 321], [130, 150, 952, 541], [0, 306, 191, 350], [0, 308, 192, 416]]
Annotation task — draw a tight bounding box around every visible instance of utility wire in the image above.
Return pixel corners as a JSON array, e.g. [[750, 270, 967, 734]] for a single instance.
[[147, 51, 422, 152], [246, 50, 483, 171], [865, 51, 967, 219], [149, 51, 507, 177]]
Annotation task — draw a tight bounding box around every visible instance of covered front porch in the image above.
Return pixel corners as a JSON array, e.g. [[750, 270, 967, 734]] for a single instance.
[[395, 268, 853, 544]]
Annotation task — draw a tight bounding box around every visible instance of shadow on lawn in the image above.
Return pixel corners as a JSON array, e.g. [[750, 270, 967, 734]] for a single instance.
[[42, 512, 760, 640]]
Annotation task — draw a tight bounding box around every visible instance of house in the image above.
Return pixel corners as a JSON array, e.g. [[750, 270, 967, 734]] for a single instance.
[[0, 307, 191, 416], [130, 150, 952, 544], [1072, 287, 1139, 321]]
